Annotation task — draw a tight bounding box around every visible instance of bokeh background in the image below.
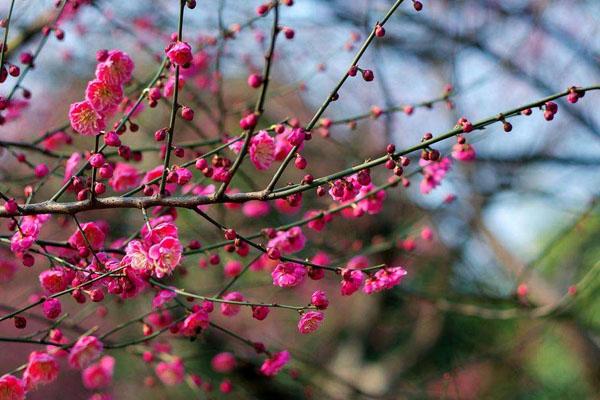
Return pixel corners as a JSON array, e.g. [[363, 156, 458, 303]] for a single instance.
[[0, 0, 599, 399]]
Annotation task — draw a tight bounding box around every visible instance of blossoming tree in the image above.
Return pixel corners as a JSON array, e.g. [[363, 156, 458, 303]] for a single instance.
[[0, 0, 599, 398]]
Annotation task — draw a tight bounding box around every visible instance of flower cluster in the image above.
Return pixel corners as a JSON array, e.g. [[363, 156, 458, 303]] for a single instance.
[[419, 157, 452, 194], [122, 216, 183, 278], [69, 50, 134, 136]]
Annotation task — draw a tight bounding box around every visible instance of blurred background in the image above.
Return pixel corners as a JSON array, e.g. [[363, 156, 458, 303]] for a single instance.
[[0, 0, 599, 399]]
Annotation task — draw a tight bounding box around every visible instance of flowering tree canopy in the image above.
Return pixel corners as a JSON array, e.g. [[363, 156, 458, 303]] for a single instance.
[[0, 0, 599, 399]]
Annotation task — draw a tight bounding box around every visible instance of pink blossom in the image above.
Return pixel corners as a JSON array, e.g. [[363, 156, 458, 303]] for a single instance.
[[311, 290, 329, 309], [347, 255, 369, 270], [42, 131, 70, 151], [64, 152, 82, 184], [267, 227, 306, 254], [155, 358, 185, 386], [274, 133, 294, 161], [10, 217, 40, 253], [181, 309, 209, 336], [95, 50, 134, 85], [165, 41, 193, 66], [249, 130, 275, 170], [152, 289, 177, 309], [224, 260, 242, 277], [69, 100, 106, 136], [68, 336, 103, 369], [23, 351, 59, 388], [179, 50, 211, 79], [421, 226, 434, 241], [173, 167, 192, 185], [212, 166, 231, 182], [42, 298, 61, 320], [122, 240, 151, 273], [311, 251, 331, 267], [242, 200, 270, 218], [82, 356, 115, 390], [34, 163, 49, 178], [271, 262, 306, 288], [286, 127, 306, 147], [305, 210, 331, 232], [298, 311, 324, 334], [0, 375, 26, 400], [141, 217, 178, 244], [274, 198, 301, 214], [109, 163, 141, 192], [85, 79, 123, 115], [340, 269, 365, 296], [260, 350, 290, 377], [211, 352, 236, 373], [451, 143, 476, 162], [227, 137, 244, 154], [419, 157, 452, 194], [220, 292, 244, 316], [148, 236, 183, 278], [147, 310, 174, 329], [363, 267, 407, 294], [2, 99, 29, 123], [39, 270, 68, 294], [252, 305, 270, 320], [68, 221, 105, 251], [356, 184, 386, 215], [162, 74, 184, 97]]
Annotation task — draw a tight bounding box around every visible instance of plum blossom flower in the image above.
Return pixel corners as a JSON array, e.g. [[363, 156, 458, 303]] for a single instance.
[[356, 184, 386, 215], [42, 131, 70, 151], [329, 178, 359, 202], [151, 289, 177, 309], [68, 221, 105, 251], [82, 356, 115, 390], [220, 292, 244, 316], [63, 152, 82, 184], [148, 236, 183, 278], [363, 266, 407, 294], [267, 227, 306, 254], [249, 130, 275, 170], [0, 375, 26, 400], [260, 351, 290, 377], [42, 298, 61, 319], [95, 50, 134, 85], [305, 210, 332, 232], [181, 309, 209, 336], [274, 132, 294, 161], [340, 268, 365, 296], [39, 270, 68, 294], [23, 351, 59, 388], [451, 143, 476, 162], [141, 217, 178, 244], [165, 41, 193, 66], [419, 157, 452, 194], [211, 352, 236, 373], [286, 127, 306, 146], [311, 290, 329, 309], [108, 163, 141, 192], [68, 336, 103, 369], [155, 358, 185, 386], [297, 311, 324, 334], [69, 100, 106, 136], [242, 200, 270, 217], [122, 240, 151, 272], [10, 217, 41, 253], [271, 262, 306, 288], [85, 79, 123, 115]]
